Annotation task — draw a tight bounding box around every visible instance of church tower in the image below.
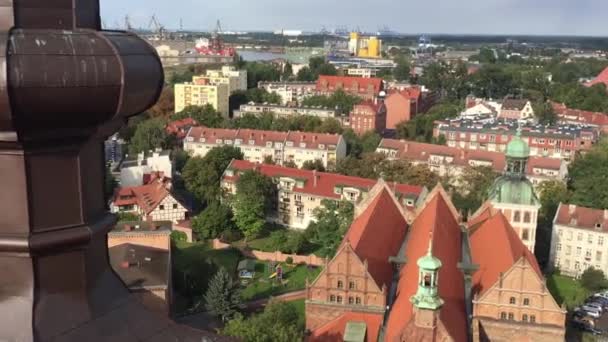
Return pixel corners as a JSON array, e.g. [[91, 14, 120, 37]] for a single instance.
[[411, 241, 444, 329], [487, 129, 541, 252]]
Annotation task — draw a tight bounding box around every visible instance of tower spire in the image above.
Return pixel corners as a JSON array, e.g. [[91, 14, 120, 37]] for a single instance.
[[411, 234, 444, 311]]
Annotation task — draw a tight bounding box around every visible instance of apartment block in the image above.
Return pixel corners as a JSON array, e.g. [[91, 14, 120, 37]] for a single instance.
[[258, 81, 316, 105], [349, 101, 386, 135], [234, 103, 337, 119], [120, 150, 173, 187], [221, 160, 426, 229], [184, 127, 347, 169], [316, 75, 383, 100], [193, 65, 247, 94], [174, 78, 229, 116], [550, 204, 608, 277]]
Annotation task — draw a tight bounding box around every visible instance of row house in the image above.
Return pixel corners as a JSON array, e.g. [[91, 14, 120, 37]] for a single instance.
[[110, 176, 189, 224], [550, 204, 608, 278], [233, 102, 337, 120], [257, 81, 316, 106], [221, 160, 426, 229], [316, 75, 383, 101], [433, 118, 599, 161], [184, 126, 346, 169], [552, 101, 608, 134], [499, 99, 535, 120], [464, 96, 534, 121], [349, 101, 387, 135], [376, 139, 567, 187]]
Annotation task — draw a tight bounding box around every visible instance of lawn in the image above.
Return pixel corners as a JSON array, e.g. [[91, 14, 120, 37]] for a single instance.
[[172, 240, 243, 314], [240, 261, 322, 301], [546, 273, 589, 310]]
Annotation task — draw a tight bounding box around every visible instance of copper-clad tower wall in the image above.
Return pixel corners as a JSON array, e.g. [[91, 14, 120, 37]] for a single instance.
[[0, 1, 205, 341]]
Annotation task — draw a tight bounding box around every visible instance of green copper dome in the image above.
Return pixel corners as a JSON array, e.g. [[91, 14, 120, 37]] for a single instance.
[[506, 130, 530, 159], [488, 177, 540, 206], [417, 252, 442, 270]]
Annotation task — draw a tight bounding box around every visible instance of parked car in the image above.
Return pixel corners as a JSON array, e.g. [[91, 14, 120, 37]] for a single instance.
[[590, 296, 608, 309], [585, 302, 604, 313], [595, 292, 608, 300], [579, 306, 602, 318]]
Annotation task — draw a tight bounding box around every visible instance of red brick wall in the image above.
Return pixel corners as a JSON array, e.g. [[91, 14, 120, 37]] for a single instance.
[[385, 94, 414, 129]]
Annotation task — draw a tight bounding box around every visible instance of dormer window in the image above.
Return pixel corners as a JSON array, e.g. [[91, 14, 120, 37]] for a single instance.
[[225, 140, 233, 145], [266, 141, 272, 148], [296, 180, 305, 188], [186, 137, 194, 142], [286, 141, 294, 147], [334, 187, 342, 195], [300, 142, 306, 148], [225, 170, 234, 177], [215, 139, 222, 144], [199, 138, 206, 143], [406, 199, 415, 207], [319, 144, 325, 149], [249, 140, 255, 145], [235, 139, 242, 145]]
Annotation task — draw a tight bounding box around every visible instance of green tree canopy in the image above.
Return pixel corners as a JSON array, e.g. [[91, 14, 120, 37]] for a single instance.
[[223, 301, 304, 342], [393, 56, 411, 81], [234, 170, 276, 240], [302, 159, 325, 172], [568, 141, 608, 209], [203, 267, 242, 322], [172, 105, 224, 128], [182, 146, 244, 202], [580, 267, 608, 292], [305, 200, 354, 258], [192, 201, 236, 240], [301, 89, 362, 115], [128, 117, 171, 155]]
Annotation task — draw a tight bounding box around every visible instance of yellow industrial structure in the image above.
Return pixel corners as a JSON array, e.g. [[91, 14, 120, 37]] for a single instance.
[[348, 32, 382, 58]]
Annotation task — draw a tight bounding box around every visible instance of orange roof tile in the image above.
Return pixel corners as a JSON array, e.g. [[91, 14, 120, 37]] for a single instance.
[[309, 312, 383, 342], [586, 66, 608, 88], [166, 118, 199, 139], [555, 203, 608, 232], [342, 188, 409, 289], [384, 187, 467, 342], [387, 87, 422, 101], [112, 177, 172, 215], [468, 210, 542, 297]]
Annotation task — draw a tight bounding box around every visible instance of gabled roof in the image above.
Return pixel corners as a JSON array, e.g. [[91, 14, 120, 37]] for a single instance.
[[502, 99, 528, 111], [387, 87, 422, 101], [112, 177, 174, 215], [166, 118, 199, 139], [385, 186, 467, 342], [468, 209, 542, 297], [342, 187, 409, 289], [309, 312, 383, 342], [555, 203, 608, 232], [586, 66, 608, 88], [552, 101, 608, 128]]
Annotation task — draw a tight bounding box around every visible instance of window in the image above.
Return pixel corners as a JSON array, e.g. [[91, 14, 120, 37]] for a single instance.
[[159, 205, 165, 210], [509, 297, 516, 305], [523, 298, 530, 306], [576, 247, 582, 257], [600, 236, 604, 246], [348, 297, 354, 304], [575, 261, 581, 270], [337, 296, 343, 304], [513, 211, 521, 223], [578, 233, 583, 241], [557, 243, 562, 252], [565, 246, 571, 256], [349, 281, 356, 290], [508, 313, 514, 320], [500, 312, 507, 320], [522, 229, 529, 241], [597, 251, 603, 262], [172, 203, 178, 209], [329, 295, 336, 302], [558, 229, 563, 237], [567, 231, 573, 241], [530, 315, 536, 323], [337, 280, 343, 289], [588, 234, 594, 244], [522, 314, 528, 322], [523, 212, 531, 223], [355, 297, 361, 305]]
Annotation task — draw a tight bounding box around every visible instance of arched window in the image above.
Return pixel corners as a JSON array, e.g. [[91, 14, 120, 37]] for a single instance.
[[508, 313, 514, 320], [355, 297, 361, 305], [337, 280, 343, 289], [522, 314, 528, 322], [509, 297, 516, 305], [423, 272, 432, 287], [348, 297, 354, 304], [349, 281, 356, 290], [500, 312, 507, 320], [337, 296, 343, 304], [523, 298, 530, 306], [530, 315, 536, 323]]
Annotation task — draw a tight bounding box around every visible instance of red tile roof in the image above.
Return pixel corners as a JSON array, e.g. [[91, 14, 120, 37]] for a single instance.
[[552, 102, 608, 129], [378, 139, 563, 173], [166, 118, 199, 139], [342, 187, 409, 289], [309, 312, 383, 342], [586, 66, 608, 88], [387, 87, 422, 101], [468, 209, 542, 297], [385, 186, 467, 342], [316, 75, 383, 94], [554, 203, 608, 232], [224, 160, 424, 206], [352, 101, 383, 115], [186, 127, 341, 150], [112, 177, 172, 215]]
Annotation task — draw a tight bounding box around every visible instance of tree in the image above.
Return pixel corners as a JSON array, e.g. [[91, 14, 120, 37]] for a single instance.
[[568, 141, 608, 209], [170, 231, 187, 244], [393, 57, 411, 81], [148, 87, 174, 118], [535, 180, 570, 266], [282, 62, 293, 80], [203, 268, 242, 322], [533, 101, 557, 125], [182, 146, 244, 202], [233, 170, 275, 240], [223, 301, 303, 342], [263, 155, 275, 165], [172, 150, 190, 173], [191, 201, 235, 239], [580, 268, 608, 292], [128, 118, 170, 155], [283, 160, 297, 168], [302, 159, 325, 172], [172, 105, 224, 128], [306, 200, 354, 257], [453, 166, 499, 215], [116, 212, 139, 222], [296, 67, 316, 82]]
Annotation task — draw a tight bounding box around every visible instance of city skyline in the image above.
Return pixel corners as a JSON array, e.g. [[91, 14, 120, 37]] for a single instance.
[[101, 0, 608, 36]]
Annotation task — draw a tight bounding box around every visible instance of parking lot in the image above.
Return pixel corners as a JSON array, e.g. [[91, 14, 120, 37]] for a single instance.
[[568, 293, 608, 340]]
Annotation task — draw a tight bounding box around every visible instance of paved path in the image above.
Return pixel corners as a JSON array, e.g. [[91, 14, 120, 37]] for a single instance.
[[244, 290, 306, 311]]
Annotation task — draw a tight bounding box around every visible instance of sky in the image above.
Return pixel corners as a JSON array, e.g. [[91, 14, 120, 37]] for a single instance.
[[101, 0, 608, 36]]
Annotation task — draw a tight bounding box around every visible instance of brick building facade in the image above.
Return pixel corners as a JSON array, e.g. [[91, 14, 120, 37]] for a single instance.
[[349, 102, 387, 135]]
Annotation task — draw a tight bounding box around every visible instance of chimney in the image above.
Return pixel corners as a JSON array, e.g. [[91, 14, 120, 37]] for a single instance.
[[604, 209, 608, 220], [403, 142, 408, 153], [569, 204, 576, 215], [313, 170, 318, 187], [313, 135, 318, 142]]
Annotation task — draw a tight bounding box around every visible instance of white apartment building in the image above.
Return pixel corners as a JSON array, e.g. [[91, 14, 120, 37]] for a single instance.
[[233, 103, 337, 119], [120, 150, 173, 187], [550, 204, 608, 277], [184, 127, 347, 169], [196, 65, 248, 93], [346, 68, 378, 78], [221, 160, 426, 229], [257, 81, 316, 105]]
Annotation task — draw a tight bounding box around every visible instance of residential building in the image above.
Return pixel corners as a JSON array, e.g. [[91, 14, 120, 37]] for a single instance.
[[108, 222, 172, 252], [468, 208, 566, 341], [552, 101, 608, 134], [384, 87, 428, 129], [258, 81, 316, 105], [384, 186, 467, 342], [184, 127, 347, 169], [316, 75, 383, 100], [347, 68, 378, 78], [349, 101, 387, 135], [461, 103, 498, 118], [110, 177, 189, 224], [195, 65, 247, 93], [585, 66, 608, 89], [377, 139, 568, 187], [485, 131, 541, 252], [120, 150, 172, 187], [174, 78, 229, 116], [221, 161, 425, 229], [165, 118, 199, 140], [109, 243, 172, 314], [307, 183, 409, 341], [499, 99, 535, 120], [550, 204, 608, 277], [434, 117, 599, 161], [233, 102, 337, 119]]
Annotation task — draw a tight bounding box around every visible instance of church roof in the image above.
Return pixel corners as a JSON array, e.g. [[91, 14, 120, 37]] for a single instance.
[[487, 176, 540, 206], [505, 131, 530, 159]]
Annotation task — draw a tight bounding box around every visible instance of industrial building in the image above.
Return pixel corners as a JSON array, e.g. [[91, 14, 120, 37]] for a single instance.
[[348, 32, 382, 58]]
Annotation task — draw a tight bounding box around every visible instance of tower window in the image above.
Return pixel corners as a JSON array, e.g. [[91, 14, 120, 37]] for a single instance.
[[522, 229, 530, 241], [508, 313, 514, 320], [349, 281, 356, 290], [348, 297, 354, 304], [329, 295, 336, 302], [423, 273, 432, 287], [337, 280, 343, 289], [509, 297, 516, 305], [337, 296, 343, 304], [513, 211, 521, 223], [523, 298, 530, 306], [522, 314, 528, 322], [523, 212, 531, 223], [530, 315, 536, 323], [500, 312, 507, 320], [355, 297, 361, 305]]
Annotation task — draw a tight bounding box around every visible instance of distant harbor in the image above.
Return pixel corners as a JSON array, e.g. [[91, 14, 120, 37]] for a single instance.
[[237, 49, 323, 64]]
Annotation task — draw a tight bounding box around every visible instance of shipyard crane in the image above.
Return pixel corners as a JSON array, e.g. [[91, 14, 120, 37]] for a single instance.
[[124, 15, 133, 31], [148, 15, 166, 40]]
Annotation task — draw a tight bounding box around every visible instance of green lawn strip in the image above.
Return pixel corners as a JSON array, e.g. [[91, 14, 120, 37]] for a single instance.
[[546, 274, 589, 310], [241, 261, 322, 301]]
